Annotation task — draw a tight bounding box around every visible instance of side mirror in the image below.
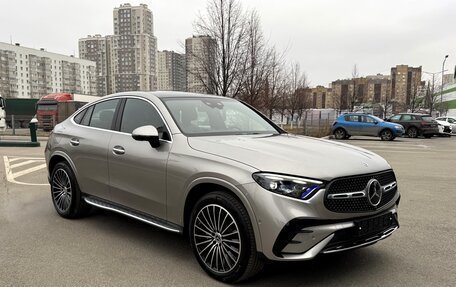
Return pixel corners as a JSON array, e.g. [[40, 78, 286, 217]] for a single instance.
[[374, 121, 378, 124], [132, 125, 160, 148]]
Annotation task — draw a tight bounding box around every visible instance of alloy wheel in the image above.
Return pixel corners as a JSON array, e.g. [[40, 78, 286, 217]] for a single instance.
[[193, 204, 241, 274], [51, 168, 72, 213], [407, 127, 418, 138]]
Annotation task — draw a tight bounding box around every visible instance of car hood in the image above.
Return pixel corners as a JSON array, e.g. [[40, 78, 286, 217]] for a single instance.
[[436, 120, 451, 127], [187, 134, 391, 181]]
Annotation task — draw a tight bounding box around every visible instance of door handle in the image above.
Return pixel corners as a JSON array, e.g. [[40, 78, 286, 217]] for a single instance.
[[112, 146, 125, 155], [70, 138, 79, 146]]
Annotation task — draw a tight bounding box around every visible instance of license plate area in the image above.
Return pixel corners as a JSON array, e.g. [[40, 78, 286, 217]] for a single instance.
[[355, 212, 395, 237]]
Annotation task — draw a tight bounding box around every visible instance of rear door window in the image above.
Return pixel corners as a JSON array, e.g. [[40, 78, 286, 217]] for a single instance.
[[361, 116, 375, 123], [390, 115, 401, 121], [73, 109, 86, 124], [80, 106, 94, 126], [88, 99, 120, 130]]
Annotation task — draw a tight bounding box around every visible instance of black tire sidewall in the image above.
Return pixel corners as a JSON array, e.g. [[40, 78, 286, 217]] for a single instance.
[[381, 129, 392, 141], [189, 192, 254, 283], [334, 128, 346, 139], [408, 127, 418, 138], [50, 162, 81, 218]]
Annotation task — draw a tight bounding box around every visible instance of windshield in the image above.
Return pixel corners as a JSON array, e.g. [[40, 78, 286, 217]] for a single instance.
[[37, 104, 57, 111], [370, 115, 383, 122], [162, 97, 280, 136]]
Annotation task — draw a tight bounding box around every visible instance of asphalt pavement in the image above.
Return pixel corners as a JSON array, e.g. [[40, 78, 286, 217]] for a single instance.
[[0, 136, 455, 286]]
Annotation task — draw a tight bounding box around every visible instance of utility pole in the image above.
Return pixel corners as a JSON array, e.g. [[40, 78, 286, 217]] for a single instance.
[[441, 55, 449, 115]]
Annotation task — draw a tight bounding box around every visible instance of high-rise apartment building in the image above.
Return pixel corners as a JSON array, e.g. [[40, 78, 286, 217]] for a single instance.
[[157, 50, 186, 91], [185, 35, 216, 94], [112, 3, 157, 92], [365, 74, 391, 104], [78, 34, 113, 96], [79, 4, 157, 95], [390, 65, 423, 112], [0, 42, 96, 99]]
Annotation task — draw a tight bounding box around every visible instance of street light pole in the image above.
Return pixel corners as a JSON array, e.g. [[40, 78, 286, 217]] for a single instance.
[[440, 55, 449, 115]]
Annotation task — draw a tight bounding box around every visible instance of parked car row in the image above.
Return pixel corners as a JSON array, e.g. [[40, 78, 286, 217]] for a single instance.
[[332, 113, 452, 140]]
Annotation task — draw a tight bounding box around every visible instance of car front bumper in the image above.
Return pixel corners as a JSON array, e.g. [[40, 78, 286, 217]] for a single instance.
[[242, 182, 400, 261]]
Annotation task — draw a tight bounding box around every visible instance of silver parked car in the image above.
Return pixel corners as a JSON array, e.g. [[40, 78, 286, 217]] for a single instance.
[[45, 92, 400, 282]]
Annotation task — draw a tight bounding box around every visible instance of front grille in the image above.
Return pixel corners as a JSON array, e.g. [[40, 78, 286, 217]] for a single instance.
[[324, 170, 397, 213]]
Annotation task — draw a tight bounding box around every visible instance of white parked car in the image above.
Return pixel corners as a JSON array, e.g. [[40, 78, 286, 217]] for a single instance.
[[435, 119, 452, 137], [436, 117, 456, 134]]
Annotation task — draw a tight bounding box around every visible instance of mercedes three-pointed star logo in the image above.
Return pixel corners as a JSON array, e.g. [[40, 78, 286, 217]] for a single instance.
[[366, 179, 383, 207]]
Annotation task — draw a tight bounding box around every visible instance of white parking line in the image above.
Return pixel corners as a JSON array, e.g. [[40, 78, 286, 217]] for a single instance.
[[3, 156, 49, 186], [10, 160, 37, 169]]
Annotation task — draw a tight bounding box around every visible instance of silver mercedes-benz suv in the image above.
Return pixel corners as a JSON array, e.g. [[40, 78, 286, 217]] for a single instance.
[[45, 92, 400, 282]]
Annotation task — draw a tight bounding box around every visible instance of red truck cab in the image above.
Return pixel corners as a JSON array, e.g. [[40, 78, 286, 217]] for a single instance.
[[36, 93, 73, 131]]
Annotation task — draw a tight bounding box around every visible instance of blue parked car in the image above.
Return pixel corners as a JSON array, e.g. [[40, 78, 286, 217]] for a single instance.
[[331, 113, 404, 141]]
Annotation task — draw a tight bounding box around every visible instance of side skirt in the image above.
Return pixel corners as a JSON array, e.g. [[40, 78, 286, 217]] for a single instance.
[[84, 196, 183, 234]]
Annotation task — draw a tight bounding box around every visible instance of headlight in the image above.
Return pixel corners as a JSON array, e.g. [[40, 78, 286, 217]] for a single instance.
[[252, 173, 324, 200]]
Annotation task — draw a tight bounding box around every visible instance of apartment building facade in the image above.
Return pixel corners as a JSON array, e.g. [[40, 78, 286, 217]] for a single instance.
[[390, 65, 423, 112], [157, 50, 186, 91], [78, 34, 113, 96], [185, 35, 216, 94], [79, 4, 157, 95], [112, 3, 157, 92], [0, 42, 96, 99]]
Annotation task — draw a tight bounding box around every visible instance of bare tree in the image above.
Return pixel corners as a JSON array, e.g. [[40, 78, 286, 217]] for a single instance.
[[426, 78, 440, 114], [287, 62, 309, 122], [262, 47, 286, 119], [239, 10, 271, 108], [194, 0, 249, 98]]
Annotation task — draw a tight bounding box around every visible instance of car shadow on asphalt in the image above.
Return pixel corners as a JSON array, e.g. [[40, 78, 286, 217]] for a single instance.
[[85, 209, 393, 286]]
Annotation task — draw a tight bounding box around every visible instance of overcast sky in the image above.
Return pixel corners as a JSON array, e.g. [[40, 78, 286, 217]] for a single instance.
[[1, 0, 454, 86]]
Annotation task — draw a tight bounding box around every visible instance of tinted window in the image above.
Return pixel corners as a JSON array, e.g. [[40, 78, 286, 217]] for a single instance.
[[422, 116, 434, 122], [361, 116, 375, 123], [80, 106, 94, 126], [448, 118, 455, 123], [73, 109, 86, 124], [120, 99, 168, 138], [89, 99, 120, 130], [401, 115, 412, 121], [344, 115, 359, 122], [390, 115, 401, 120]]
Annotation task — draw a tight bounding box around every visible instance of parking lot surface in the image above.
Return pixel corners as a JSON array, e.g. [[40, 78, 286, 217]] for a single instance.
[[0, 137, 455, 286]]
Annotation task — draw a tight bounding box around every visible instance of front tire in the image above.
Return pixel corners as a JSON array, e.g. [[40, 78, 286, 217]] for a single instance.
[[189, 192, 263, 283], [380, 129, 394, 141], [50, 162, 90, 218]]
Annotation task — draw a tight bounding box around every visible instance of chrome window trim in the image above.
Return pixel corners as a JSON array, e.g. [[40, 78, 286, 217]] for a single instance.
[[70, 95, 173, 143]]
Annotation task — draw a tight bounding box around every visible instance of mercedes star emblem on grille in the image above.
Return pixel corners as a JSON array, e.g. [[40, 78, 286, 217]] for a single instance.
[[366, 179, 383, 207]]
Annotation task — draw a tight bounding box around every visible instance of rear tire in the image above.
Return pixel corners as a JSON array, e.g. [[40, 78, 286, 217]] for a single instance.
[[189, 192, 263, 283], [407, 127, 418, 138], [50, 162, 91, 219], [334, 128, 347, 140]]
